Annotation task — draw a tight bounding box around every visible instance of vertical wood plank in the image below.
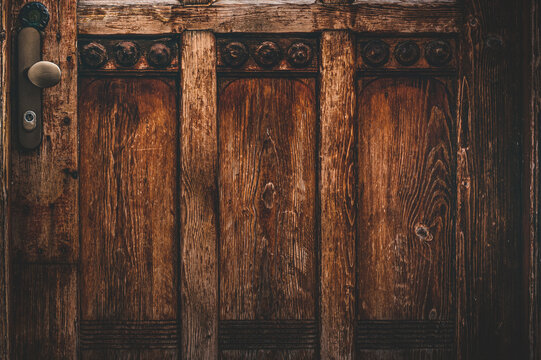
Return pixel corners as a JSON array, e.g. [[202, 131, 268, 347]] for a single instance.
[[528, 0, 541, 357], [10, 264, 77, 360], [320, 30, 356, 360], [180, 30, 218, 360], [0, 0, 9, 357], [457, 0, 526, 358], [9, 0, 78, 358], [10, 0, 78, 263]]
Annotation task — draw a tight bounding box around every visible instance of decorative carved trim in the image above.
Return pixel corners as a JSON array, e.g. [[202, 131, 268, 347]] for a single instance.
[[356, 320, 455, 350], [78, 37, 179, 73], [79, 320, 179, 350], [217, 36, 318, 73], [219, 320, 318, 350], [19, 2, 49, 30], [357, 36, 456, 72]]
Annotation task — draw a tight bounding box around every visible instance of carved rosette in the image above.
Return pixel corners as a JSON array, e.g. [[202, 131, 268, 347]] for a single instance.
[[254, 41, 282, 68], [147, 43, 172, 68], [424, 40, 452, 67], [221, 42, 249, 67], [361, 40, 390, 67], [19, 2, 50, 30], [394, 41, 420, 66], [80, 42, 108, 69], [287, 42, 313, 67], [113, 41, 141, 67]]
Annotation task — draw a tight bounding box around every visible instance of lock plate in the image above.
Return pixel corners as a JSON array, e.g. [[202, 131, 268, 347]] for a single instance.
[[18, 27, 42, 149]]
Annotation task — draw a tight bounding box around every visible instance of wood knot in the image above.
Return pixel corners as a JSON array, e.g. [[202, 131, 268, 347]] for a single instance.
[[255, 41, 282, 68], [147, 42, 172, 68], [80, 42, 108, 69], [394, 41, 420, 66], [361, 40, 390, 67], [262, 182, 276, 209], [287, 42, 313, 67], [415, 224, 433, 242], [113, 41, 140, 67], [425, 40, 452, 67], [222, 41, 249, 67]]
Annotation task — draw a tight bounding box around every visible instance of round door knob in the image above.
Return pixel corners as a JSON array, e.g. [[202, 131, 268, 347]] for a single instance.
[[27, 61, 61, 88]]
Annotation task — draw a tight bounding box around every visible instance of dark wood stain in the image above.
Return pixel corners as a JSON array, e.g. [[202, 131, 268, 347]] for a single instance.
[[79, 77, 178, 357]]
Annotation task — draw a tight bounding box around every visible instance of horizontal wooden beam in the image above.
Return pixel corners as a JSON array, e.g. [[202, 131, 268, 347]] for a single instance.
[[78, 3, 461, 35]]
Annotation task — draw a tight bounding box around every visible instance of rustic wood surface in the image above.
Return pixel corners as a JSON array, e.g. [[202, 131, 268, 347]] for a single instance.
[[528, 0, 540, 358], [320, 31, 356, 360], [78, 77, 179, 359], [0, 0, 9, 357], [10, 0, 78, 263], [77, 3, 460, 35], [218, 77, 317, 357], [10, 264, 77, 359], [456, 0, 526, 359], [9, 0, 78, 358], [180, 30, 218, 360], [356, 77, 455, 359], [357, 77, 455, 321]]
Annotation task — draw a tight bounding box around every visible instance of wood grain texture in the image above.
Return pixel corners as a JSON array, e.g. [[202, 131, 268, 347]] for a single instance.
[[180, 30, 218, 359], [79, 77, 178, 358], [0, 0, 9, 356], [9, 0, 78, 358], [457, 0, 526, 359], [356, 78, 455, 323], [218, 78, 316, 358], [10, 0, 78, 263], [320, 31, 356, 360], [77, 3, 460, 35], [528, 0, 541, 357], [10, 264, 77, 359], [219, 78, 316, 319]]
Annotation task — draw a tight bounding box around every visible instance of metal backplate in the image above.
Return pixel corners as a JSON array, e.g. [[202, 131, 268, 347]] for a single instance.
[[18, 27, 42, 149]]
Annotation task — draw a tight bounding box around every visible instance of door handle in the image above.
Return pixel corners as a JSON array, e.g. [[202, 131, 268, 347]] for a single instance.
[[17, 2, 60, 150]]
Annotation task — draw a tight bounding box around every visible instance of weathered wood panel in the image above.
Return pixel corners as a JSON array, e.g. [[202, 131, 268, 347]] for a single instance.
[[356, 77, 455, 359], [0, 0, 9, 356], [77, 3, 460, 35], [218, 77, 317, 357], [10, 0, 78, 263], [320, 31, 356, 360], [356, 78, 454, 320], [9, 0, 78, 358], [79, 77, 178, 357], [528, 0, 541, 358], [457, 0, 526, 358], [10, 264, 77, 360], [180, 30, 218, 359]]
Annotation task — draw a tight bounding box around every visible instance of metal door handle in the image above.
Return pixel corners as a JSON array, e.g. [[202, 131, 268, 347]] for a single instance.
[[17, 2, 58, 150]]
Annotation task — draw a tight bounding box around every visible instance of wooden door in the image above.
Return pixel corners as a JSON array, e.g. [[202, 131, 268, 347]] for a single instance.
[[1, 0, 537, 359]]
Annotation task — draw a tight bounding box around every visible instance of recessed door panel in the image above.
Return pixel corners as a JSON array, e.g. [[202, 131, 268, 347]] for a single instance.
[[356, 77, 455, 358], [79, 77, 179, 359], [218, 77, 317, 358]]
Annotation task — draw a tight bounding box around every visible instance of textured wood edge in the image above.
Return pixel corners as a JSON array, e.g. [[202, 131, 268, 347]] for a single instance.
[[0, 0, 9, 357], [180, 30, 218, 359], [77, 3, 460, 35], [528, 0, 541, 357], [457, 0, 526, 358], [320, 30, 356, 360]]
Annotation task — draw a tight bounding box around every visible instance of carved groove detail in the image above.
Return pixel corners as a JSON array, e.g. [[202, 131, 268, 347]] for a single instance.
[[79, 37, 179, 72], [79, 320, 179, 350], [217, 36, 317, 72], [219, 320, 318, 350], [356, 320, 454, 350]]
